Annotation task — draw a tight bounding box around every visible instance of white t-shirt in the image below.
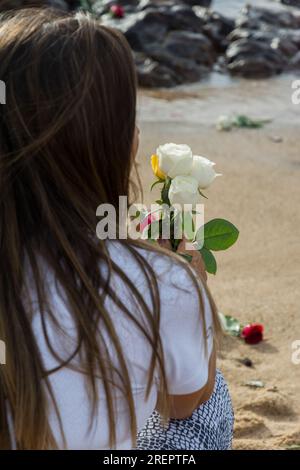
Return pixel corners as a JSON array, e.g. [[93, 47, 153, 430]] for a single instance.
[[18, 241, 214, 449]]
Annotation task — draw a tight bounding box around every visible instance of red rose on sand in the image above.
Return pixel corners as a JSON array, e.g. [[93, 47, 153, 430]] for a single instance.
[[110, 5, 125, 19], [241, 323, 264, 345]]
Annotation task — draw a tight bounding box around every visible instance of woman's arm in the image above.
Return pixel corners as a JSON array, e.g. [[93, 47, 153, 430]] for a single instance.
[[156, 237, 215, 419], [156, 345, 216, 419]]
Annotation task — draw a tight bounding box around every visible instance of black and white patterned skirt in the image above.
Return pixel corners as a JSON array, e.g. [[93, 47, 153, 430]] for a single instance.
[[136, 370, 234, 450]]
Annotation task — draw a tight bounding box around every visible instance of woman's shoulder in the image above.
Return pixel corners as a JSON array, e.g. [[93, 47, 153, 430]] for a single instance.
[[107, 240, 214, 395], [107, 240, 213, 340], [107, 239, 199, 296]]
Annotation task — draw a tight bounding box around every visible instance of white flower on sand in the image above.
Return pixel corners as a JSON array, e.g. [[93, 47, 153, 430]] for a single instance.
[[157, 143, 193, 178], [168, 175, 201, 207], [189, 155, 221, 189], [216, 115, 232, 132]]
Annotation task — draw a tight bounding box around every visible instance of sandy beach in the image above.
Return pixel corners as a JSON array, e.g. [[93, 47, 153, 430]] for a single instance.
[[136, 77, 300, 449]]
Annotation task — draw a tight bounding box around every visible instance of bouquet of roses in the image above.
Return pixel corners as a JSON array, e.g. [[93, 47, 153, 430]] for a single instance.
[[139, 143, 239, 275], [134, 143, 264, 344]]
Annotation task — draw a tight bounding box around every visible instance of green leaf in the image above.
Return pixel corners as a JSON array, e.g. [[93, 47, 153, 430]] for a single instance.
[[130, 210, 140, 221], [199, 247, 217, 275], [151, 179, 164, 191], [219, 312, 241, 336], [203, 218, 239, 251], [233, 115, 272, 129]]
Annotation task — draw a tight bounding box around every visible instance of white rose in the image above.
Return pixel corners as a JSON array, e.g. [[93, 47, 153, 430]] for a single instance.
[[157, 143, 193, 178], [216, 115, 232, 132], [189, 155, 220, 189], [168, 175, 201, 208]]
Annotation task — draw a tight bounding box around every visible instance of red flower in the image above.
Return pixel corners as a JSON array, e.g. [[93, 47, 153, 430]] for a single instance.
[[241, 323, 264, 345], [110, 5, 125, 19], [137, 213, 158, 233]]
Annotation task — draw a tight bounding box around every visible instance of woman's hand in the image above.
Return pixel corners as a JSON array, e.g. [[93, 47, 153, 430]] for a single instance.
[[158, 238, 208, 283], [177, 239, 208, 283]]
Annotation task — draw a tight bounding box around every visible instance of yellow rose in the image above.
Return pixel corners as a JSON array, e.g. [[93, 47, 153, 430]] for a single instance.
[[151, 154, 166, 180]]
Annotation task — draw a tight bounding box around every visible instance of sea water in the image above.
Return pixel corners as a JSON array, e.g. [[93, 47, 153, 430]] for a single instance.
[[213, 0, 287, 17]]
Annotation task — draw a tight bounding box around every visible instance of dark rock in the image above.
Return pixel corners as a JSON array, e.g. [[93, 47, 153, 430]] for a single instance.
[[226, 4, 300, 79], [180, 0, 211, 7], [0, 0, 22, 7], [134, 53, 178, 87], [167, 5, 205, 33], [137, 4, 205, 33], [285, 30, 300, 48], [288, 50, 300, 68], [64, 0, 80, 9], [228, 28, 299, 58], [99, 5, 210, 51], [138, 0, 211, 6], [236, 5, 300, 30], [98, 3, 217, 86], [228, 56, 282, 78], [228, 28, 274, 43], [144, 30, 213, 84], [137, 0, 178, 10], [146, 48, 209, 83], [48, 0, 68, 9], [194, 6, 235, 51], [93, 0, 138, 6], [94, 1, 300, 86], [161, 30, 215, 65], [280, 0, 300, 6], [226, 38, 286, 78], [270, 36, 299, 58], [237, 357, 254, 368], [121, 10, 170, 52]]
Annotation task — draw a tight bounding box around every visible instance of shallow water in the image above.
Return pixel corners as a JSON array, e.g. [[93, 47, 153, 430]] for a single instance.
[[138, 73, 300, 128], [213, 0, 287, 17]]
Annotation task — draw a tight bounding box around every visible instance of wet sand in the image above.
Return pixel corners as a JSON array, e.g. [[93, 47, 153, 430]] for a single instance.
[[136, 77, 300, 449]]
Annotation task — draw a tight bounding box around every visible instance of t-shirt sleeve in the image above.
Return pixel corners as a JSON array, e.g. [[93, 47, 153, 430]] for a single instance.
[[156, 259, 214, 395]]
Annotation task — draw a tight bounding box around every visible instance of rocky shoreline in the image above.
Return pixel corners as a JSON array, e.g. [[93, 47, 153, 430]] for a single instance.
[[2, 0, 300, 87]]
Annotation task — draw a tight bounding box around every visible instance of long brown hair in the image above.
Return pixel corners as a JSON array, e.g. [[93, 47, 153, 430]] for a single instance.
[[0, 8, 220, 449]]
